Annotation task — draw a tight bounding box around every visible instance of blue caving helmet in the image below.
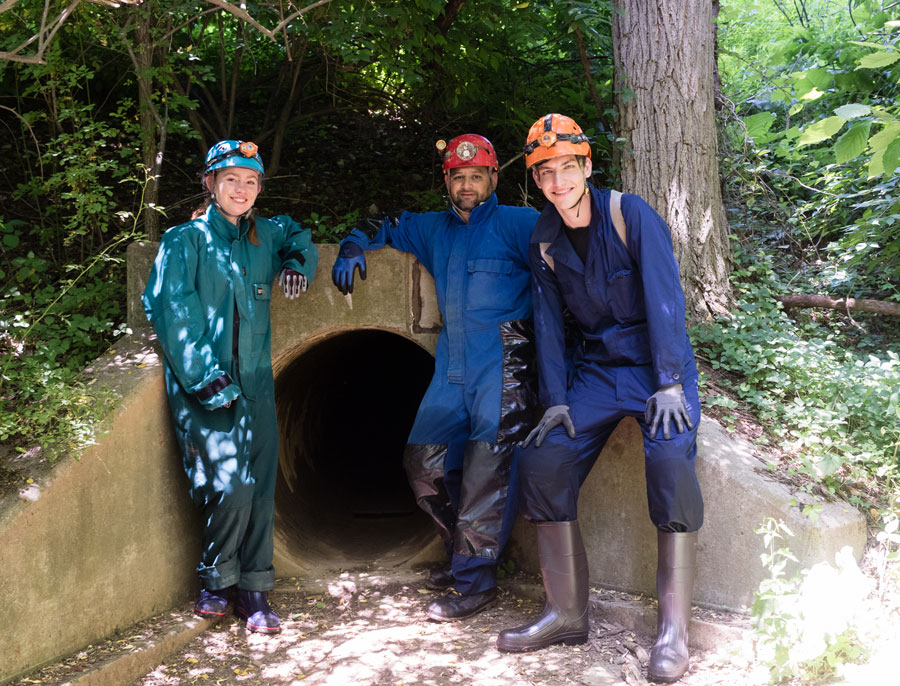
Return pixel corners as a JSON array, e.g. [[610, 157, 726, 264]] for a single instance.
[[202, 140, 265, 180]]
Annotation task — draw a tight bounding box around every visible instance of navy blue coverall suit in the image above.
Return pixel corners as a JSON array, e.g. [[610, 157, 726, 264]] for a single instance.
[[519, 186, 703, 532], [340, 193, 539, 594], [143, 205, 318, 591]]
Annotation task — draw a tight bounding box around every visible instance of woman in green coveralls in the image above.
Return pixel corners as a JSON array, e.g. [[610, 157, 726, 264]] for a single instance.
[[143, 140, 318, 634]]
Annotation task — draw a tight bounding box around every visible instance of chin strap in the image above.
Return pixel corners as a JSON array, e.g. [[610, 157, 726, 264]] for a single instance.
[[210, 194, 252, 224], [568, 185, 590, 219]]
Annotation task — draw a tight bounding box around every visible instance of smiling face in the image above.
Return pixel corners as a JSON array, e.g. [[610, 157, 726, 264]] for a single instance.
[[445, 165, 497, 221], [532, 154, 592, 211], [207, 166, 260, 223]]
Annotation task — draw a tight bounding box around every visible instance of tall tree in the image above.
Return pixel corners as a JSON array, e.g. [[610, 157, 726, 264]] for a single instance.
[[611, 0, 732, 320]]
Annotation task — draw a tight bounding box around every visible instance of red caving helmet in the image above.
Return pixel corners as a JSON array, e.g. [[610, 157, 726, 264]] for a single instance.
[[437, 134, 499, 173]]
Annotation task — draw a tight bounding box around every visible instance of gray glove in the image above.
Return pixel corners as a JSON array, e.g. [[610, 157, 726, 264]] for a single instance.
[[279, 268, 308, 299], [522, 405, 576, 449], [645, 384, 693, 440]]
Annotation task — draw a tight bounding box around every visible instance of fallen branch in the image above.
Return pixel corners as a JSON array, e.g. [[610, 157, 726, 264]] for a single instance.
[[780, 294, 900, 316]]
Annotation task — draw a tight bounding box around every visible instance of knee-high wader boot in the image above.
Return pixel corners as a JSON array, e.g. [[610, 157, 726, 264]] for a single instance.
[[496, 520, 589, 652], [648, 530, 697, 682], [403, 443, 456, 550]]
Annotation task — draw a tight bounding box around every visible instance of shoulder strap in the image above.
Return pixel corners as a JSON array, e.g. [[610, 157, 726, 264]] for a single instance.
[[539, 242, 554, 271], [609, 190, 627, 246]]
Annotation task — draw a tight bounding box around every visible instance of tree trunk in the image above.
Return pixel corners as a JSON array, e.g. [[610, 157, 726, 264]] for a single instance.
[[780, 295, 900, 317], [135, 4, 161, 242], [611, 0, 732, 321]]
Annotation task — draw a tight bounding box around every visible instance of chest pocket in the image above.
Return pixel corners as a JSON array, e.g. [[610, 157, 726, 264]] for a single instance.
[[249, 283, 272, 334], [606, 267, 642, 322], [466, 259, 514, 310]]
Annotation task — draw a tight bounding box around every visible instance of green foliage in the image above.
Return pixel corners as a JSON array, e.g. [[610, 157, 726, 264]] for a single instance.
[[691, 242, 900, 487], [723, 1, 900, 294], [752, 518, 868, 684], [304, 210, 361, 244], [0, 219, 125, 460]]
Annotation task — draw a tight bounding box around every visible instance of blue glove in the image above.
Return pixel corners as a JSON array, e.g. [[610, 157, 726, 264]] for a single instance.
[[645, 384, 693, 440], [521, 405, 576, 448], [332, 241, 366, 295]]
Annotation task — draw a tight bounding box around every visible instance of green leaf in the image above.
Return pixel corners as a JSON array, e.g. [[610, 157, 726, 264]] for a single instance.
[[800, 87, 824, 102], [884, 138, 900, 176], [856, 51, 900, 70], [744, 112, 776, 139], [788, 102, 804, 116], [834, 104, 871, 120], [798, 116, 845, 146], [3, 233, 19, 248], [850, 41, 893, 49], [868, 122, 900, 153], [834, 121, 871, 163], [868, 149, 885, 178]]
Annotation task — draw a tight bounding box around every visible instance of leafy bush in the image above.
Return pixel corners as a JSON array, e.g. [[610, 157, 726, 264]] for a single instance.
[[753, 518, 869, 684], [691, 241, 900, 491]]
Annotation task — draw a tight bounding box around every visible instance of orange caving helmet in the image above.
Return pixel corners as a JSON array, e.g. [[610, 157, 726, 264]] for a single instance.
[[437, 134, 499, 173], [524, 114, 591, 168]]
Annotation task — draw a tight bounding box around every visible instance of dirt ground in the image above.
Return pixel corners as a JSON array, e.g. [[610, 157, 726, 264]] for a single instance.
[[10, 572, 760, 686], [134, 579, 766, 686], [12, 562, 900, 686]]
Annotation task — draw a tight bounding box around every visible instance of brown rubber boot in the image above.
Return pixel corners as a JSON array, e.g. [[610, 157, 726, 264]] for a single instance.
[[648, 531, 697, 682], [496, 520, 589, 652]]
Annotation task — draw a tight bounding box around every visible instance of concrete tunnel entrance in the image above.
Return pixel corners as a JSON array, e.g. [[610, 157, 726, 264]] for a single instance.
[[274, 329, 438, 569]]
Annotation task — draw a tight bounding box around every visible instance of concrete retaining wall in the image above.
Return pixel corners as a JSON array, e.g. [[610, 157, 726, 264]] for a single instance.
[[0, 241, 867, 683]]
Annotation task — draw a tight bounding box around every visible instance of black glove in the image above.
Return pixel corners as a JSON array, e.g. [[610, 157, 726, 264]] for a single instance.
[[645, 384, 693, 440], [521, 405, 576, 449]]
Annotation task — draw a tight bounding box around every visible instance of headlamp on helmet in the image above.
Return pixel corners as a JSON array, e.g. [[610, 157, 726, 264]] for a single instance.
[[202, 140, 265, 180], [440, 134, 499, 173]]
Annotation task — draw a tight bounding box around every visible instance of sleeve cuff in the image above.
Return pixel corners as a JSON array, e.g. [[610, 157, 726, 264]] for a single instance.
[[195, 373, 233, 402]]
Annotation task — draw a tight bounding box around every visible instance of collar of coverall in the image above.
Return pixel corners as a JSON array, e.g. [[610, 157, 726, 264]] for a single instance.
[[530, 184, 602, 244], [205, 203, 251, 240], [449, 191, 498, 225]]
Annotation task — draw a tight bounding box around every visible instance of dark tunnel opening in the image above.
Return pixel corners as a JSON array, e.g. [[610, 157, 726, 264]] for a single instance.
[[274, 330, 437, 567]]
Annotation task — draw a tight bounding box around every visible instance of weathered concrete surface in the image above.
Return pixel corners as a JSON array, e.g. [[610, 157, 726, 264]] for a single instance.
[[506, 416, 867, 611], [0, 240, 866, 682], [0, 332, 201, 685]]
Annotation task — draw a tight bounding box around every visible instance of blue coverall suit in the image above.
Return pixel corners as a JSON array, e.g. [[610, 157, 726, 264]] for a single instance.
[[340, 193, 539, 594], [143, 205, 318, 591], [519, 186, 703, 533]]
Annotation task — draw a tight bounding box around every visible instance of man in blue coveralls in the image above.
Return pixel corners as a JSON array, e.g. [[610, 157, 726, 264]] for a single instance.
[[496, 115, 702, 683], [331, 134, 539, 621]]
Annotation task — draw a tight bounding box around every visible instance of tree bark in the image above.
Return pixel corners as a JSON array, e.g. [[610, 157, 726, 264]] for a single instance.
[[134, 4, 161, 242], [780, 295, 900, 316], [611, 0, 732, 322]]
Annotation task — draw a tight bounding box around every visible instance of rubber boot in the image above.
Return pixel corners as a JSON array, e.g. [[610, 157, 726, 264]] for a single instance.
[[648, 531, 697, 682], [194, 586, 233, 618], [235, 589, 281, 634], [496, 520, 589, 652]]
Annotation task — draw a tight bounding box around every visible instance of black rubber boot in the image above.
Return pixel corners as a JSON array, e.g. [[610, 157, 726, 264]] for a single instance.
[[194, 586, 233, 618], [648, 531, 697, 683], [235, 589, 281, 634], [425, 564, 455, 590], [426, 587, 498, 621], [496, 520, 589, 652]]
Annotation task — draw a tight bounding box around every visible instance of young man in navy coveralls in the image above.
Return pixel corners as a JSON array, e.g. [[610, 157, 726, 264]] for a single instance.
[[496, 115, 702, 684]]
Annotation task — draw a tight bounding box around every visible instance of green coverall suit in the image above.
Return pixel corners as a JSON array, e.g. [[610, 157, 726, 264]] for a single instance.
[[143, 204, 318, 592]]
